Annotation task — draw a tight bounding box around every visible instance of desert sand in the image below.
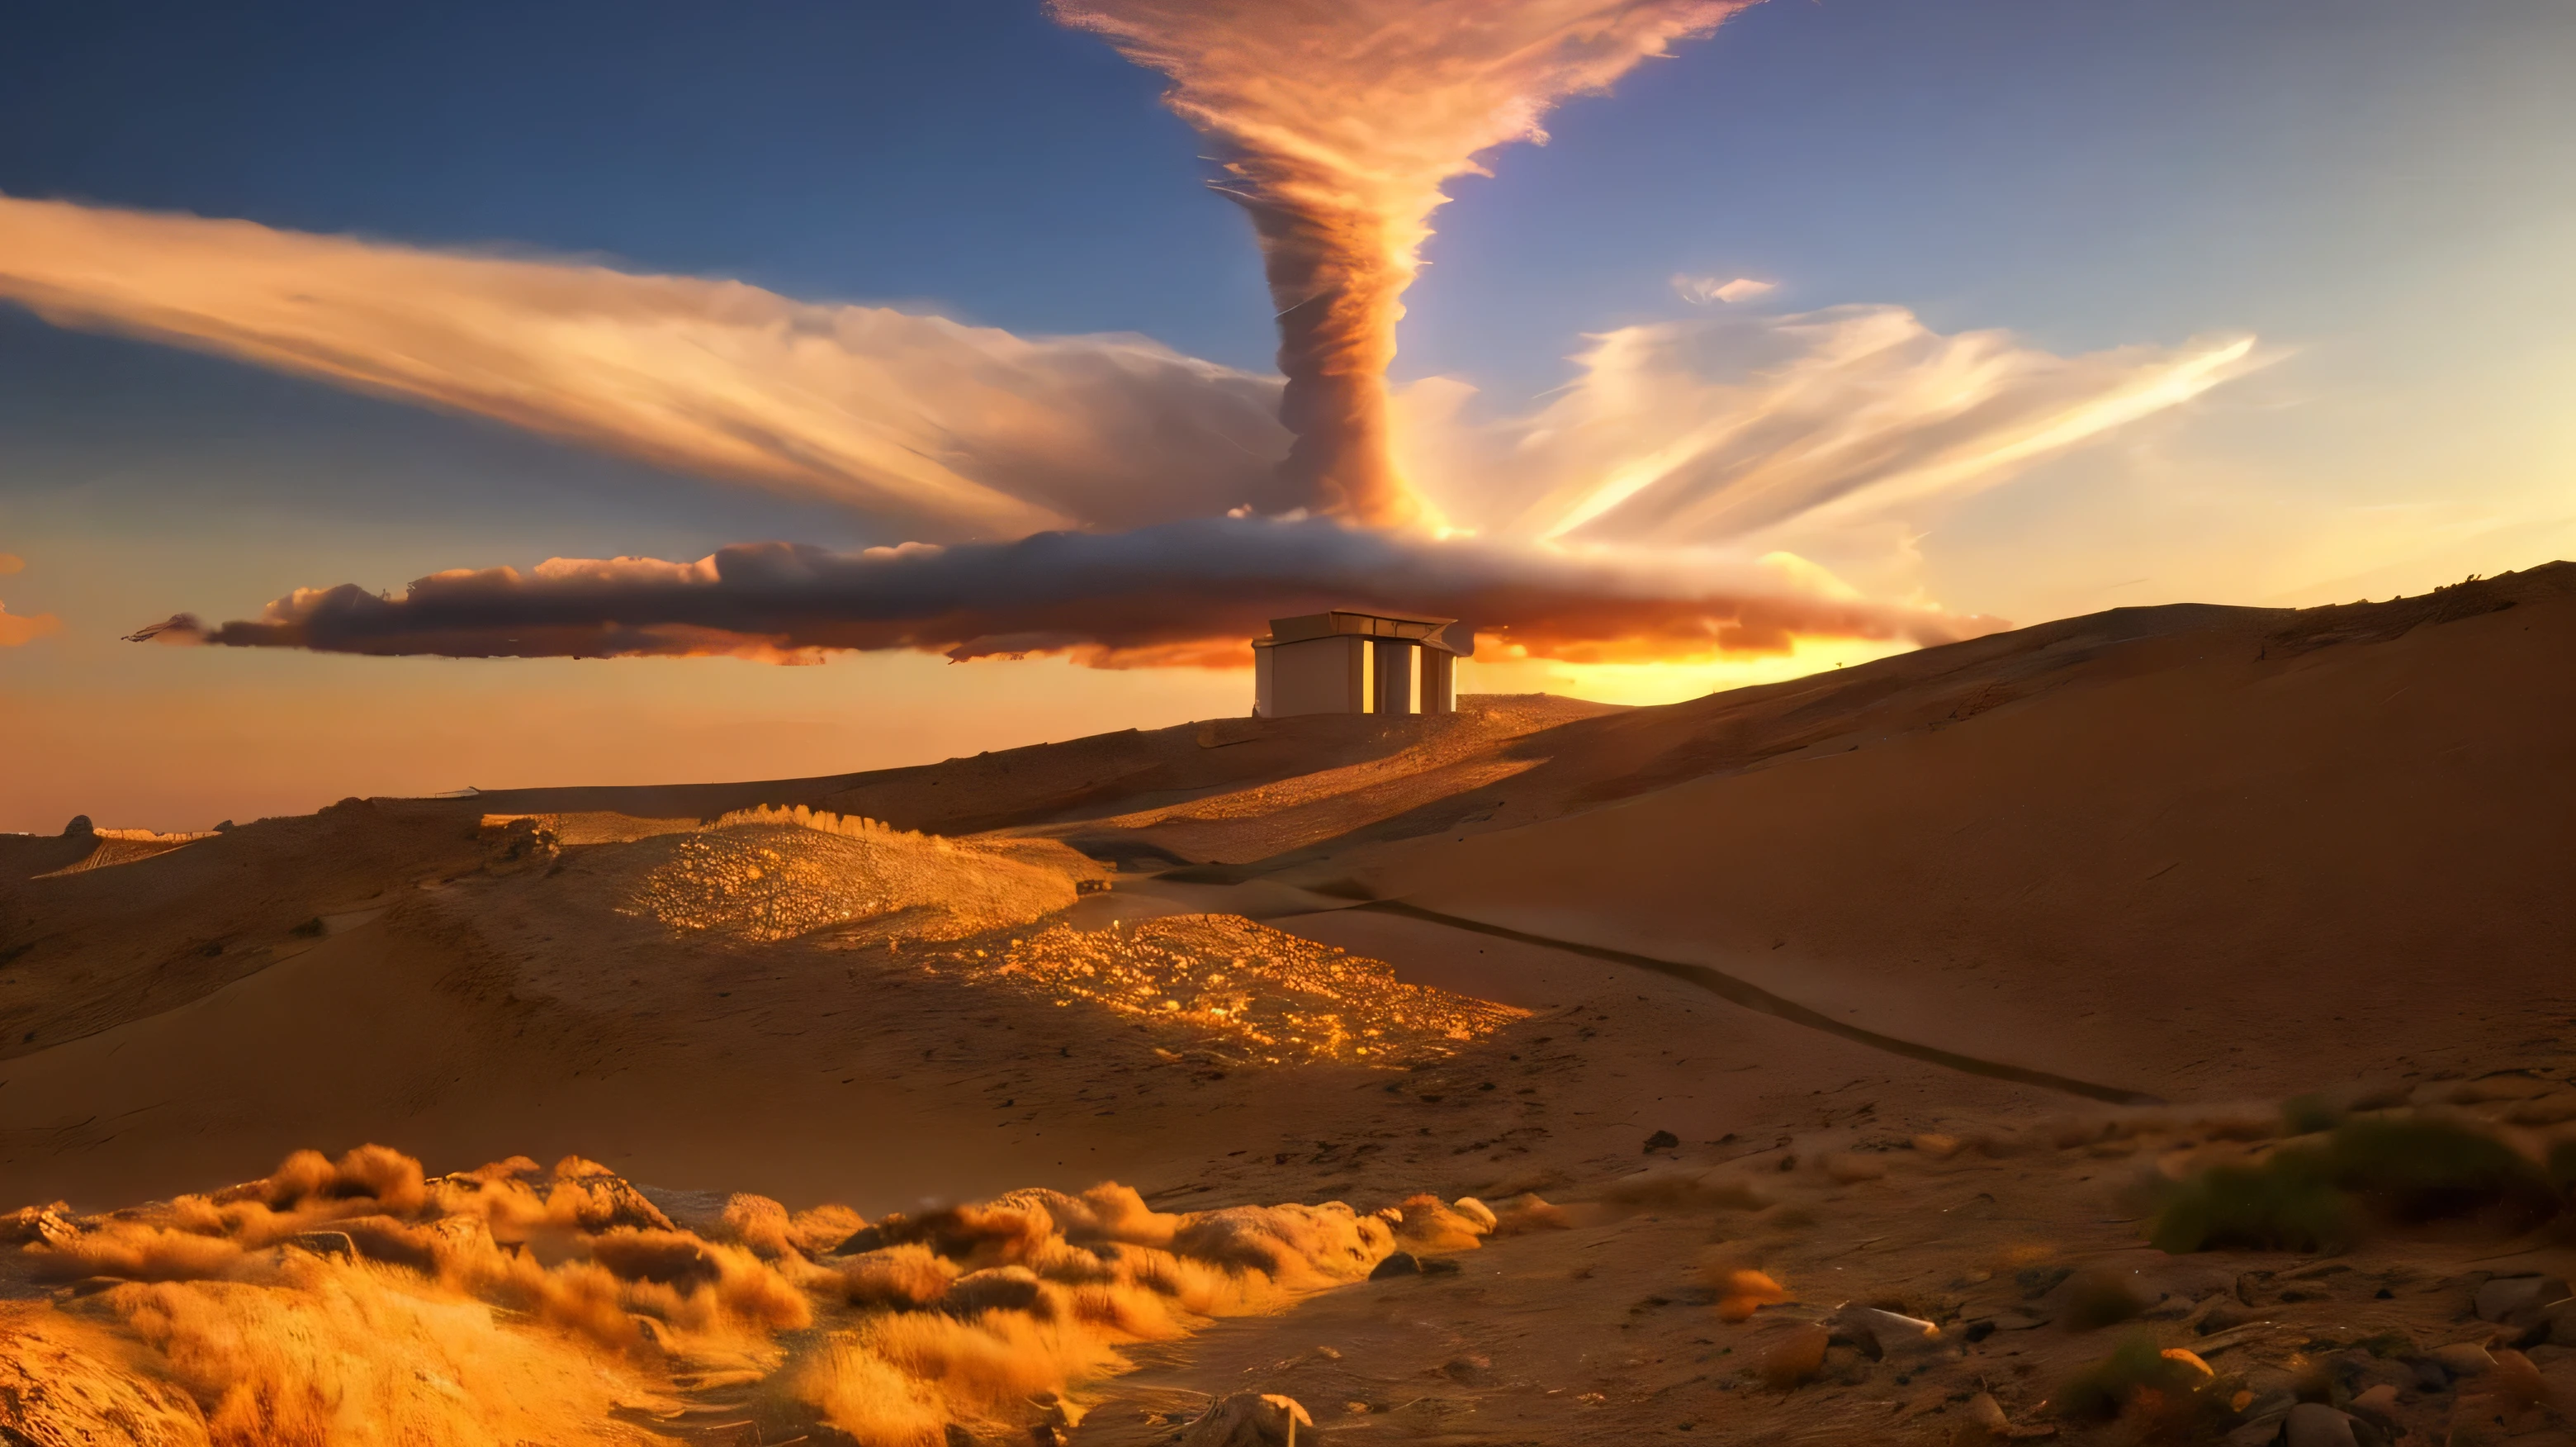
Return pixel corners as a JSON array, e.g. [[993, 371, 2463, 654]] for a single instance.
[[5, 565, 2574, 1445]]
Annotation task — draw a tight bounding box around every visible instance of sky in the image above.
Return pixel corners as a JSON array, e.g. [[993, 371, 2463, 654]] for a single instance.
[[3, 0, 2572, 833]]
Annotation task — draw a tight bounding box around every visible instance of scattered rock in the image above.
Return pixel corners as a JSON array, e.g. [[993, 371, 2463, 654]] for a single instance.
[[1759, 1323, 1830, 1389], [2281, 1402, 2361, 1447], [1964, 1391, 2057, 1439], [2052, 1266, 2149, 1329], [1489, 1193, 1571, 1235], [1440, 1354, 1494, 1386], [2346, 1383, 2401, 1434], [60, 814, 93, 837], [1030, 1392, 1085, 1440], [1370, 1251, 1421, 1279], [2473, 1274, 2569, 1326], [2017, 1264, 2074, 1300], [1177, 1392, 1313, 1447], [2195, 1299, 2257, 1334], [2428, 1343, 2495, 1378], [1, 1203, 78, 1249], [1644, 1129, 1680, 1153], [2486, 1349, 2548, 1409], [285, 1229, 356, 1260], [1711, 1268, 1789, 1322], [1834, 1305, 1942, 1358]]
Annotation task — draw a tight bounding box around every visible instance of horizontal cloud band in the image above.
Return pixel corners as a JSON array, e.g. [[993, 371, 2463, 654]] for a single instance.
[[127, 516, 2000, 668]]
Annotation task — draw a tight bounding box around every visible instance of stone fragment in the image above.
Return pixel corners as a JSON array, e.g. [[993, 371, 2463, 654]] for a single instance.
[[1834, 1305, 1942, 1358], [1758, 1323, 1830, 1389], [2472, 1274, 2569, 1326], [0, 1203, 78, 1249], [2346, 1383, 2400, 1425], [2281, 1402, 2360, 1447], [1712, 1268, 1788, 1322], [1963, 1391, 2058, 1439], [2486, 1349, 2547, 1409], [1369, 1251, 1420, 1279], [2429, 1343, 2495, 1378], [1441, 1354, 1494, 1386], [1177, 1392, 1314, 1447], [1644, 1130, 1679, 1152], [2195, 1300, 2257, 1334]]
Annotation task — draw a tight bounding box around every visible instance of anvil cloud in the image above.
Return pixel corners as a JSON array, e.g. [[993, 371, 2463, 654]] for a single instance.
[[126, 517, 1998, 669]]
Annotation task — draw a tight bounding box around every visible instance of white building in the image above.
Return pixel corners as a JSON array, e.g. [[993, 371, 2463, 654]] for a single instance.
[[1251, 609, 1472, 718]]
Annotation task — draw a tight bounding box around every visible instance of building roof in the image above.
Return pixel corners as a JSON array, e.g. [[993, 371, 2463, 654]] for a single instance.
[[1256, 610, 1470, 655]]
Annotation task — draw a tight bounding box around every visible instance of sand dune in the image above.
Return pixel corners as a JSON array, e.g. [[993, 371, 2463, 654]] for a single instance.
[[1342, 566, 2576, 1102], [7, 564, 2576, 1445]]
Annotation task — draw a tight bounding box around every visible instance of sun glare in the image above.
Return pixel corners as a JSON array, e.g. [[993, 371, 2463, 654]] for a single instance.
[[1461, 633, 1915, 706]]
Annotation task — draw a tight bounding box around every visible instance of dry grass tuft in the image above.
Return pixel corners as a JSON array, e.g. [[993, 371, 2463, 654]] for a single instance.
[[4, 1145, 1432, 1447]]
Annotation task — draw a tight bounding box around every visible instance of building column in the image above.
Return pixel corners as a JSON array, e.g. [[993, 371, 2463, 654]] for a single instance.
[[1420, 647, 1455, 714], [1371, 638, 1414, 714]]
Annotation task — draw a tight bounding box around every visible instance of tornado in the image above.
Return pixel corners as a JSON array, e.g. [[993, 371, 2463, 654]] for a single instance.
[[1051, 0, 1754, 529]]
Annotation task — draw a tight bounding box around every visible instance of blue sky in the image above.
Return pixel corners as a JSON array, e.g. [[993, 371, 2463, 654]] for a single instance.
[[3, 0, 2571, 830]]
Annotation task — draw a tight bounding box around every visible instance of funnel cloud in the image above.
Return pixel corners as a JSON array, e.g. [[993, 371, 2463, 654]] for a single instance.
[[1051, 0, 1758, 527]]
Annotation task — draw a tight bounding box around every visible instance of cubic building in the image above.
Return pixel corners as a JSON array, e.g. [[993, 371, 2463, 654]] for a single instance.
[[1251, 609, 1472, 718]]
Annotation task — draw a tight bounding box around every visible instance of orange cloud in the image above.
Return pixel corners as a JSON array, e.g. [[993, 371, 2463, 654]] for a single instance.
[[0, 603, 59, 648], [0, 195, 1295, 539], [126, 517, 2000, 668], [0, 554, 59, 647], [1051, 0, 1758, 529]]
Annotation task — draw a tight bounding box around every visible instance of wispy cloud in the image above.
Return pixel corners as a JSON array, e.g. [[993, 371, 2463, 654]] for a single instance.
[[1672, 274, 1773, 305], [1399, 304, 2261, 546], [0, 195, 1295, 539], [126, 516, 1999, 669]]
